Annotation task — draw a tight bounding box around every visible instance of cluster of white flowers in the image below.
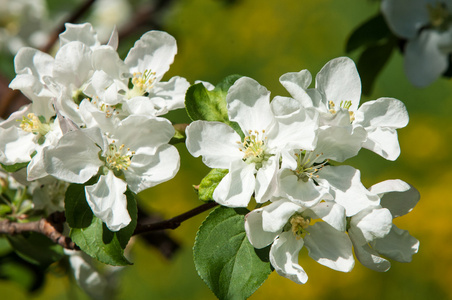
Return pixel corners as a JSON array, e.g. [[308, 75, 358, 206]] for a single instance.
[[381, 0, 452, 87], [186, 57, 420, 284], [0, 23, 188, 231]]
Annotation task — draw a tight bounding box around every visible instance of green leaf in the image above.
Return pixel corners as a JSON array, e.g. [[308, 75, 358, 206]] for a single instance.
[[7, 233, 64, 268], [357, 38, 395, 95], [194, 207, 272, 300], [345, 13, 392, 53], [1, 162, 29, 173], [64, 183, 93, 228], [185, 75, 244, 139], [197, 168, 228, 202], [68, 186, 137, 266]]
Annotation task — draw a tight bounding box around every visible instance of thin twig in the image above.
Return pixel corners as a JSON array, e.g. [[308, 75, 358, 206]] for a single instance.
[[0, 214, 78, 250], [0, 202, 219, 249], [40, 0, 97, 53], [134, 202, 218, 235]]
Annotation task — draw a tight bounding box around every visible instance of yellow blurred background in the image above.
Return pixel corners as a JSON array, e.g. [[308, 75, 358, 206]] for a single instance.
[[1, 0, 452, 299]]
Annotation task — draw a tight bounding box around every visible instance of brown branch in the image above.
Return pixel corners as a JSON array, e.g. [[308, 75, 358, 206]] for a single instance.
[[40, 0, 97, 53], [0, 213, 78, 250], [0, 202, 219, 250], [134, 202, 218, 235]]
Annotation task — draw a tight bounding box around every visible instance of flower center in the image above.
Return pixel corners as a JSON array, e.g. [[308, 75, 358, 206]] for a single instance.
[[238, 130, 271, 168], [289, 214, 311, 239], [293, 150, 329, 182], [427, 2, 451, 30], [19, 113, 51, 136], [127, 70, 156, 98], [105, 142, 135, 171], [328, 100, 355, 122]]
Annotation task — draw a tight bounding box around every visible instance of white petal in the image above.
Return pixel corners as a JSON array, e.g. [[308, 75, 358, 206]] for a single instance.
[[245, 208, 280, 249], [349, 207, 393, 245], [125, 31, 177, 81], [185, 121, 242, 169], [85, 171, 130, 232], [0, 127, 35, 164], [355, 97, 408, 129], [213, 160, 255, 207], [261, 200, 303, 233], [315, 125, 367, 162], [126, 144, 180, 193], [114, 115, 174, 155], [318, 165, 380, 216], [369, 179, 420, 217], [278, 168, 330, 207], [279, 70, 314, 107], [53, 42, 93, 88], [149, 76, 190, 114], [122, 96, 157, 116], [270, 231, 308, 284], [363, 127, 401, 161], [304, 222, 355, 272], [306, 201, 346, 232], [269, 107, 318, 151], [351, 239, 391, 272], [44, 128, 103, 183], [59, 23, 101, 48], [404, 29, 449, 87], [315, 57, 361, 111], [255, 155, 279, 203], [371, 224, 419, 262], [270, 96, 303, 117], [227, 77, 274, 132]]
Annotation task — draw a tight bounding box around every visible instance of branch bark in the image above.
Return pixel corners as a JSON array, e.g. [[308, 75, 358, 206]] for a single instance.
[[0, 202, 219, 250]]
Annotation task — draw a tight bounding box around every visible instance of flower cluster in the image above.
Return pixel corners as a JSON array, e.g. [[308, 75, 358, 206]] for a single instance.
[[0, 23, 188, 231], [381, 0, 452, 87], [186, 57, 419, 284]]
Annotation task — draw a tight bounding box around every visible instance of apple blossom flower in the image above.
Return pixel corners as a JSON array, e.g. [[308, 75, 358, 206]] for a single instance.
[[44, 115, 180, 231], [381, 0, 452, 87], [186, 77, 318, 207], [245, 199, 354, 284], [348, 179, 420, 271], [279, 56, 408, 160]]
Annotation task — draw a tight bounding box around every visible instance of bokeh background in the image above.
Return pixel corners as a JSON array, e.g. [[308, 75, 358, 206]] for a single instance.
[[1, 0, 451, 299]]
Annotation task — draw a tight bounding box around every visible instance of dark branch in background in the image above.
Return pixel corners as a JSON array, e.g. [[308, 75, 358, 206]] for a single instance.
[[134, 202, 218, 235], [118, 0, 176, 40], [0, 202, 218, 251], [40, 0, 97, 53]]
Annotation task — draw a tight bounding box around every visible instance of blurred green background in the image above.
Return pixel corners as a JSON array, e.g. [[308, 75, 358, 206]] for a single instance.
[[1, 0, 451, 299]]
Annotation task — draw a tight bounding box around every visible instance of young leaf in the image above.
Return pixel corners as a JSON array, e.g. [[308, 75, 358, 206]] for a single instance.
[[1, 162, 29, 173], [194, 206, 272, 300], [197, 168, 228, 202], [185, 75, 244, 139]]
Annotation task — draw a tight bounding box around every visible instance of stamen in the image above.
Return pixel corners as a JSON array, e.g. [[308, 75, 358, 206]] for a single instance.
[[105, 143, 134, 171], [18, 113, 50, 136]]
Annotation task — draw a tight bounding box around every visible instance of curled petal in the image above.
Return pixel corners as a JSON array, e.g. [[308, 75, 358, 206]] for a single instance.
[[85, 171, 130, 232], [369, 179, 420, 218], [270, 231, 308, 284]]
